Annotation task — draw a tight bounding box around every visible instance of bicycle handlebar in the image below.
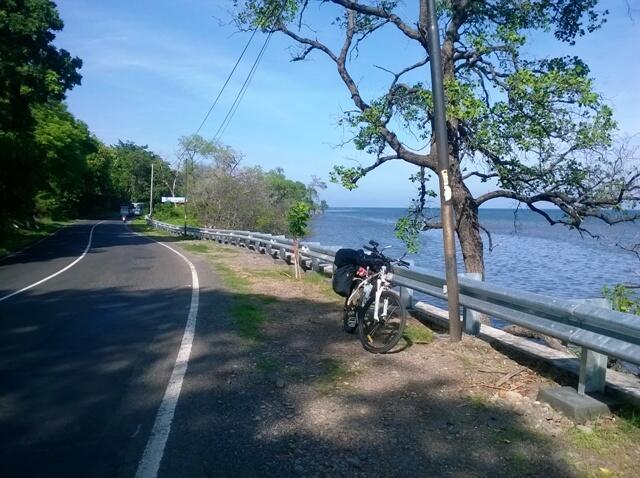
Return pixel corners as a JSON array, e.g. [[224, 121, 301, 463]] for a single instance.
[[362, 240, 410, 268]]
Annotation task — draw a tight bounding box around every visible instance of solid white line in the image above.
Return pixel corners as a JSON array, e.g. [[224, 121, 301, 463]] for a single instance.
[[0, 221, 104, 303], [134, 234, 200, 478]]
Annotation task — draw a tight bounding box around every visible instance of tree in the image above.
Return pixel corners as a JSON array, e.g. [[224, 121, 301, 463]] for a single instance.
[[0, 0, 82, 225], [235, 0, 640, 277], [110, 141, 169, 203], [32, 102, 97, 217], [287, 201, 312, 278]]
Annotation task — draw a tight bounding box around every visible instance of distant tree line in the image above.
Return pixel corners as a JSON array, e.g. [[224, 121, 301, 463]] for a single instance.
[[175, 134, 327, 233], [0, 0, 326, 237]]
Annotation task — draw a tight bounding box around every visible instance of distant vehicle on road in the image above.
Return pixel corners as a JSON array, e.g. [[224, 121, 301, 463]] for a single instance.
[[120, 205, 131, 217], [131, 202, 145, 216]]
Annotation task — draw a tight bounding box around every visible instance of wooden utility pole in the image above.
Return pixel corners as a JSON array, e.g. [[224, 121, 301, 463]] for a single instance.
[[424, 0, 462, 341]]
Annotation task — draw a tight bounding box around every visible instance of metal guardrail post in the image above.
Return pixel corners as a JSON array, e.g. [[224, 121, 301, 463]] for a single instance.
[[576, 298, 610, 395], [462, 272, 483, 336], [399, 287, 414, 310]]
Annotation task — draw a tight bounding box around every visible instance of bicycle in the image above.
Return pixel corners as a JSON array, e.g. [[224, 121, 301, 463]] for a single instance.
[[343, 240, 410, 354]]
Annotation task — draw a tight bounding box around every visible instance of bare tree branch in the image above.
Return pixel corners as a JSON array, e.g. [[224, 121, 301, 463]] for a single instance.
[[327, 0, 424, 44]]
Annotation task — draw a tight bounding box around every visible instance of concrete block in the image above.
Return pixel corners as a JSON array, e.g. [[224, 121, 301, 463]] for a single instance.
[[537, 386, 611, 423]]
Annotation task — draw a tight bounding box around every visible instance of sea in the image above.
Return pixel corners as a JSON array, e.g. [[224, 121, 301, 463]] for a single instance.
[[308, 208, 640, 301]]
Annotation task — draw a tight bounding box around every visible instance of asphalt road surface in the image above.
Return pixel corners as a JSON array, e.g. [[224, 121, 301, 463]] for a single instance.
[[0, 220, 226, 478]]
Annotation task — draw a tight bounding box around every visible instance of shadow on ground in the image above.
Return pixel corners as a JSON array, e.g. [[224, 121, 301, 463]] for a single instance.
[[0, 247, 578, 478]]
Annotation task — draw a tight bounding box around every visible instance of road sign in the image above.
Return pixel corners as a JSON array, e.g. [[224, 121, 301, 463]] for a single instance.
[[162, 196, 185, 204]]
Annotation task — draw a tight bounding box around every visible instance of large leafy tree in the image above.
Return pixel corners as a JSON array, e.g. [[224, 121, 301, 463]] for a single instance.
[[235, 0, 640, 276], [110, 141, 173, 203], [0, 0, 82, 224], [32, 102, 97, 216]]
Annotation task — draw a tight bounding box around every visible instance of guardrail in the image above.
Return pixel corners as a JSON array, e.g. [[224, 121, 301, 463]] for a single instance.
[[147, 218, 640, 400]]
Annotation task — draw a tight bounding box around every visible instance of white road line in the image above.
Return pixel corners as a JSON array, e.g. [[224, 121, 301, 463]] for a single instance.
[[134, 233, 200, 478], [0, 221, 104, 303]]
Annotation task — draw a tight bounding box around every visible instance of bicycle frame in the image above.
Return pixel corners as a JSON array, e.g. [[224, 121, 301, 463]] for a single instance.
[[346, 264, 392, 322]]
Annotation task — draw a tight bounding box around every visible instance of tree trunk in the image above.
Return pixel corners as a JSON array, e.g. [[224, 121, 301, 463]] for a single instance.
[[450, 163, 485, 277]]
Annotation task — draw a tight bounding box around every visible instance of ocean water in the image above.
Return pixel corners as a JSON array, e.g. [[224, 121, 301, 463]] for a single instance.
[[308, 208, 640, 300]]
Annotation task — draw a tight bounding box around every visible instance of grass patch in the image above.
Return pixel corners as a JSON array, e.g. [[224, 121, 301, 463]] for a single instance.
[[0, 218, 67, 257], [181, 243, 210, 253], [467, 393, 491, 409], [231, 297, 266, 341], [128, 218, 175, 237], [303, 271, 329, 285], [254, 269, 294, 280], [567, 409, 640, 453], [312, 358, 360, 393], [255, 356, 283, 373], [403, 324, 435, 344], [210, 259, 266, 341], [213, 262, 251, 293], [507, 450, 536, 475]]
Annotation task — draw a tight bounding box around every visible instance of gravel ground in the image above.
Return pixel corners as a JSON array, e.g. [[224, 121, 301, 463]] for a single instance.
[[177, 239, 640, 478]]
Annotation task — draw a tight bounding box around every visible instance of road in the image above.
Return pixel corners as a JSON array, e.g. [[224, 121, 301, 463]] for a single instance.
[[0, 220, 222, 478]]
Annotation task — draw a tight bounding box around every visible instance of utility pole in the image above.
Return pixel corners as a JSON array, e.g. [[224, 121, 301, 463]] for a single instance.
[[184, 155, 188, 236], [149, 162, 154, 217], [423, 0, 462, 341]]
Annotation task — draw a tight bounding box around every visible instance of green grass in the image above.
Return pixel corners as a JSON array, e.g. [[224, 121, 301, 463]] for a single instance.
[[255, 356, 283, 373], [403, 324, 435, 344], [253, 269, 294, 280], [303, 271, 329, 285], [181, 243, 210, 253], [0, 218, 67, 257], [312, 358, 360, 393], [208, 259, 267, 341], [467, 393, 491, 409], [231, 296, 266, 341], [507, 450, 536, 476], [567, 408, 640, 452], [128, 218, 175, 237], [214, 262, 251, 293]]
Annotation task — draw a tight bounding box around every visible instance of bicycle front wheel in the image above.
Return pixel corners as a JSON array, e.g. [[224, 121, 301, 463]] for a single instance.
[[357, 290, 406, 354]]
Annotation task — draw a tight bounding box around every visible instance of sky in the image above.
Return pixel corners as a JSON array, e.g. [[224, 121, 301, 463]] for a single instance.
[[54, 0, 640, 208]]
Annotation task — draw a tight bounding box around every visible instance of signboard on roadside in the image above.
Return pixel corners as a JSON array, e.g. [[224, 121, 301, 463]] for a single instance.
[[161, 196, 185, 204]]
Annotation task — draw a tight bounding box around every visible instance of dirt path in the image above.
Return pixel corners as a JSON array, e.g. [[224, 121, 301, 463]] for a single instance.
[[179, 239, 640, 478]]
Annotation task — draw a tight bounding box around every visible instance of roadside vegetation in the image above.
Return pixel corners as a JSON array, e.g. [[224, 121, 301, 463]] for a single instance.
[[0, 218, 67, 258], [603, 284, 640, 315]]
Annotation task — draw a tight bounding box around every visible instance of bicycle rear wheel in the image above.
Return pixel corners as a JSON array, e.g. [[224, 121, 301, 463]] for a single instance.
[[343, 279, 363, 333], [357, 290, 406, 353]]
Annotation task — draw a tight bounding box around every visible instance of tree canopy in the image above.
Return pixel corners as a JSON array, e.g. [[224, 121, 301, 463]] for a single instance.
[[234, 0, 640, 274], [0, 0, 83, 225]]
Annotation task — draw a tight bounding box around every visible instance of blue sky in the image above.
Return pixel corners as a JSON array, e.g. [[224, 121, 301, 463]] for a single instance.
[[55, 0, 640, 207]]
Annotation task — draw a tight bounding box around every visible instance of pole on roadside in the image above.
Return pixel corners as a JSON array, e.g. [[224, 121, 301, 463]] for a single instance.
[[424, 0, 462, 342], [149, 162, 154, 217], [184, 156, 188, 236]]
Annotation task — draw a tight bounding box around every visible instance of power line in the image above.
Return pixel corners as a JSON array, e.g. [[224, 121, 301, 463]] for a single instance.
[[213, 31, 274, 141], [193, 28, 258, 136], [212, 2, 288, 141]]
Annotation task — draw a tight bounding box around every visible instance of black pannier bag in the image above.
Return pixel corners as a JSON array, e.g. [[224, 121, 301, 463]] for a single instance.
[[332, 248, 361, 297]]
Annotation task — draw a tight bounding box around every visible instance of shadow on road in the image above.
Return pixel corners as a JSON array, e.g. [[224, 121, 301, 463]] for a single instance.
[[0, 268, 576, 477]]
